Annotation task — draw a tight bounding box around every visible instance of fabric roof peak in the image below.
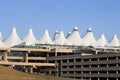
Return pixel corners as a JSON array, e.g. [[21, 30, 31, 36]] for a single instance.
[[29, 26, 33, 31], [97, 34, 108, 47], [109, 34, 119, 47], [38, 29, 54, 44], [0, 32, 6, 47], [4, 27, 21, 47], [44, 29, 49, 34], [67, 32, 72, 38], [54, 31, 67, 45], [65, 27, 82, 46], [82, 28, 96, 47], [0, 39, 7, 47], [53, 31, 59, 40], [22, 28, 36, 45]]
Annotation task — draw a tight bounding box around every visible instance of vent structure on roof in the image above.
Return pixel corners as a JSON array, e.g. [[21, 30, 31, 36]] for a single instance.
[[4, 27, 21, 47]]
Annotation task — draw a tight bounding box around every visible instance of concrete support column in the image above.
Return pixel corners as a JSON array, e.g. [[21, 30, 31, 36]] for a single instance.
[[107, 71, 108, 74], [55, 50, 59, 77], [89, 65, 91, 68], [25, 67, 28, 72], [81, 65, 83, 68], [90, 58, 91, 62], [12, 65, 15, 69], [98, 65, 99, 68], [81, 59, 83, 62], [47, 53, 49, 57], [89, 71, 91, 74], [60, 60, 63, 75], [117, 78, 118, 80], [98, 77, 100, 80], [30, 67, 33, 74], [81, 65, 84, 75], [67, 59, 69, 63], [49, 69, 51, 75], [56, 66, 59, 77], [107, 64, 108, 67], [98, 58, 99, 61], [46, 53, 49, 63], [95, 50, 98, 54], [74, 71, 76, 74], [89, 77, 91, 80], [67, 65, 69, 69], [61, 60, 63, 63], [55, 50, 57, 56], [107, 77, 109, 80], [74, 65, 76, 69], [67, 71, 69, 74], [3, 51, 8, 62], [107, 57, 108, 61], [117, 71, 118, 74], [98, 71, 100, 74], [24, 52, 28, 63], [117, 64, 118, 67], [116, 57, 118, 60], [74, 59, 76, 62]]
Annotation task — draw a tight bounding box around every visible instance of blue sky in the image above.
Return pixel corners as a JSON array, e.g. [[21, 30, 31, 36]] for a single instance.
[[0, 0, 120, 41]]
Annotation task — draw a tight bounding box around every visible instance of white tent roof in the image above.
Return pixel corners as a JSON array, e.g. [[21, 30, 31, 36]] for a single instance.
[[54, 31, 67, 45], [4, 27, 21, 47], [65, 26, 82, 46], [22, 28, 36, 45], [66, 32, 71, 38], [0, 39, 6, 47], [82, 28, 96, 47], [0, 32, 3, 41], [108, 35, 120, 47], [97, 34, 108, 47], [53, 31, 59, 40], [38, 29, 54, 44]]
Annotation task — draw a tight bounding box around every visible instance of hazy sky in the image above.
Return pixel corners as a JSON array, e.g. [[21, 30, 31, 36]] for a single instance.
[[0, 0, 120, 41]]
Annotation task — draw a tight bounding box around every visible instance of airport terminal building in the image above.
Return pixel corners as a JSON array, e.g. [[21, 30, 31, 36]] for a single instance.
[[0, 27, 120, 80]]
